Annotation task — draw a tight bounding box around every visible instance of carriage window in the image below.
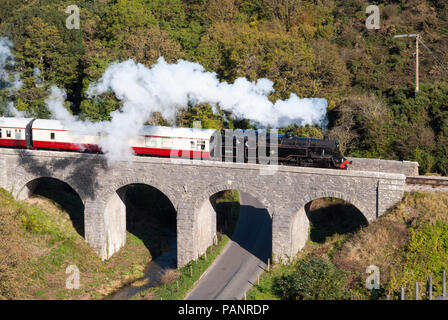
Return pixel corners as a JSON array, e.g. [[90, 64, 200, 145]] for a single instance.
[[51, 132, 55, 140], [197, 140, 205, 150], [162, 138, 172, 148], [145, 136, 157, 147], [0, 128, 2, 138], [190, 140, 196, 149], [6, 130, 11, 138], [15, 129, 21, 139]]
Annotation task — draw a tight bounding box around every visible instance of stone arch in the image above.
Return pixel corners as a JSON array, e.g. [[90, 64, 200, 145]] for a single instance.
[[14, 175, 86, 237], [189, 182, 273, 262], [299, 190, 368, 220], [102, 180, 178, 260], [193, 182, 272, 217], [285, 189, 369, 262], [14, 174, 86, 204], [101, 177, 179, 211]]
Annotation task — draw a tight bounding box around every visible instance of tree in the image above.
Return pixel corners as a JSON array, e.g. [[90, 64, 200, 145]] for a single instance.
[[196, 21, 316, 99]]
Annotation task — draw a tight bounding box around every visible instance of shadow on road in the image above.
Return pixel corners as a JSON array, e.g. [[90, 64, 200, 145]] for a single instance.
[[230, 201, 272, 264]]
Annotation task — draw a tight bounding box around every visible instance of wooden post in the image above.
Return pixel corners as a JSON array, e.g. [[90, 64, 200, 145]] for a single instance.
[[401, 287, 405, 300], [244, 293, 247, 300], [415, 281, 419, 300], [443, 269, 446, 297], [177, 280, 179, 291], [386, 294, 391, 300], [190, 265, 193, 277], [415, 35, 419, 96], [257, 275, 260, 286], [267, 258, 270, 272], [428, 275, 433, 300], [204, 250, 207, 260]]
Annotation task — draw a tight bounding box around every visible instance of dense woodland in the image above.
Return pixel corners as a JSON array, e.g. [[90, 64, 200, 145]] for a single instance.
[[0, 0, 448, 174]]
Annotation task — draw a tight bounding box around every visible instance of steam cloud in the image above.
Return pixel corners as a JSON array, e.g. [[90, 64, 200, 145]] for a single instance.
[[0, 37, 23, 116], [86, 58, 327, 128]]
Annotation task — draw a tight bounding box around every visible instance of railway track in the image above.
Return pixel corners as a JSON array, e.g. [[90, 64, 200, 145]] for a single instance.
[[405, 176, 448, 192]]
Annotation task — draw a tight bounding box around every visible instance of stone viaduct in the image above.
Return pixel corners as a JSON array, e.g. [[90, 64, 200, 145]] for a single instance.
[[0, 148, 406, 267]]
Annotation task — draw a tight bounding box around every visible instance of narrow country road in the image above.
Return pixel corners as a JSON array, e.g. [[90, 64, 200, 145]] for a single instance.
[[185, 191, 272, 300]]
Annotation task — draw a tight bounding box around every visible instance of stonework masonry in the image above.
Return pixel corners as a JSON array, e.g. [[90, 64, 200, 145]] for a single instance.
[[347, 157, 419, 176], [0, 148, 406, 267]]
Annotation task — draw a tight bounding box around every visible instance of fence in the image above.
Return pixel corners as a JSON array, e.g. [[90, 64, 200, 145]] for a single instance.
[[385, 270, 447, 300]]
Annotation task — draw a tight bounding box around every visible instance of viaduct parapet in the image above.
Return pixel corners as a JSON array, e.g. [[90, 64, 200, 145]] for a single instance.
[[0, 149, 406, 266], [347, 157, 419, 176]]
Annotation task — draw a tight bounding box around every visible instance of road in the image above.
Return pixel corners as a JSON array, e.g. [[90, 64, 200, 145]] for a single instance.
[[185, 191, 272, 300]]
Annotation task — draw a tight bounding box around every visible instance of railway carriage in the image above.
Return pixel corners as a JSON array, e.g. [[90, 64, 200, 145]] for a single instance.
[[132, 125, 216, 159], [31, 119, 101, 152], [0, 117, 32, 148]]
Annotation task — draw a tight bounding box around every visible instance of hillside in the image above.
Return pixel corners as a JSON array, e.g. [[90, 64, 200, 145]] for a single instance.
[[0, 0, 447, 174], [248, 191, 448, 300]]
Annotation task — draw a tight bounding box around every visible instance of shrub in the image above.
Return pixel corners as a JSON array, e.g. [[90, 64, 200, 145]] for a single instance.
[[274, 256, 349, 300]]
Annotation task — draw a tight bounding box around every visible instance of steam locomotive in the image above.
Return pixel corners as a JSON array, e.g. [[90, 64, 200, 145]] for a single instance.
[[215, 130, 351, 169], [0, 117, 351, 169]]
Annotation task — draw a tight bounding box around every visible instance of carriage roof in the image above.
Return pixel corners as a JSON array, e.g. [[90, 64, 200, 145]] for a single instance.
[[32, 118, 217, 140], [140, 125, 217, 140], [0, 117, 33, 128]]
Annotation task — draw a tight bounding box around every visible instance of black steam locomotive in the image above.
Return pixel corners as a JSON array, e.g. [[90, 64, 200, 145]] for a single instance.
[[213, 130, 352, 169]]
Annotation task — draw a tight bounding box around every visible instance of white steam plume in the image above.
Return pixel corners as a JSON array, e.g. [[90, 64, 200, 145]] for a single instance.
[[0, 37, 23, 116], [45, 86, 73, 121], [44, 57, 328, 163], [33, 67, 44, 88], [87, 58, 327, 128]]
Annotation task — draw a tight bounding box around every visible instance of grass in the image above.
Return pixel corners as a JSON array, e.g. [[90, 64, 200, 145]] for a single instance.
[[215, 189, 240, 237], [247, 192, 448, 300], [131, 233, 230, 300], [246, 263, 295, 300]]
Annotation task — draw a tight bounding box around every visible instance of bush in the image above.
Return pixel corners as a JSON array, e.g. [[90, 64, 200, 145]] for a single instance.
[[274, 257, 349, 300]]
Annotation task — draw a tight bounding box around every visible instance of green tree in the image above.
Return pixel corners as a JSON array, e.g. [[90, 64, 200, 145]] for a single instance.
[[197, 21, 316, 99]]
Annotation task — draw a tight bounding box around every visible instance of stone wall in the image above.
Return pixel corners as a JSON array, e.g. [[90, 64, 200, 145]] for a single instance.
[[347, 157, 419, 176]]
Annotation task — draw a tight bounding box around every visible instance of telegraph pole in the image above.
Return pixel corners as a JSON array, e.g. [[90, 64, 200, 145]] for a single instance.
[[415, 34, 419, 96], [393, 34, 420, 97]]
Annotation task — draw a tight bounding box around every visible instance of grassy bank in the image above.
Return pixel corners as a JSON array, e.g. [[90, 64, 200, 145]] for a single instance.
[[248, 192, 448, 300]]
